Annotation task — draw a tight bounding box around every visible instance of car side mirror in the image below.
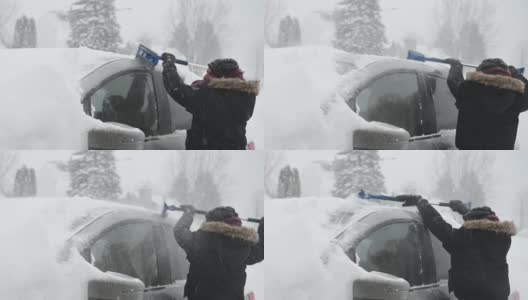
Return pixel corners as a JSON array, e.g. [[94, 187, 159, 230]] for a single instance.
[[352, 271, 410, 300], [88, 272, 145, 300], [353, 122, 411, 150], [88, 122, 146, 150]]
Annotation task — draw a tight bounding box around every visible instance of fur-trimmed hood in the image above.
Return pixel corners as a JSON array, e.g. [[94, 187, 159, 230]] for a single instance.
[[462, 219, 517, 236], [200, 221, 258, 243], [466, 71, 525, 94], [208, 78, 260, 95]]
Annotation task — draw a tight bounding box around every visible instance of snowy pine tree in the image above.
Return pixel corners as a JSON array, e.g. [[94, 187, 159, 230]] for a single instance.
[[67, 151, 121, 201], [169, 22, 191, 58], [12, 16, 37, 48], [190, 170, 222, 210], [333, 0, 386, 55], [192, 20, 221, 65], [13, 166, 37, 197], [168, 171, 191, 205], [67, 0, 122, 52], [332, 151, 385, 198]]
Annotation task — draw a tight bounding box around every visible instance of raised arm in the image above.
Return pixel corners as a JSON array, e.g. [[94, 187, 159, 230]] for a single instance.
[[445, 59, 464, 101], [173, 206, 195, 253], [246, 218, 264, 265], [161, 53, 197, 111], [510, 66, 528, 112], [397, 195, 455, 246]]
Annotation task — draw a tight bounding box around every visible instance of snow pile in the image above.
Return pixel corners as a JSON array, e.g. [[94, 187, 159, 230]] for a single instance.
[[0, 197, 121, 299], [0, 48, 129, 149], [265, 196, 381, 300], [262, 46, 368, 149]]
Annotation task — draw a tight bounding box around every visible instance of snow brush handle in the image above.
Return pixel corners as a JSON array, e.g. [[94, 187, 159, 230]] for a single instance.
[[162, 203, 261, 223]]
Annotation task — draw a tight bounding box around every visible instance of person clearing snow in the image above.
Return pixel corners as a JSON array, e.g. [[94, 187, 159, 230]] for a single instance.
[[174, 205, 264, 300], [446, 58, 528, 150], [161, 53, 259, 150], [399, 195, 516, 300]]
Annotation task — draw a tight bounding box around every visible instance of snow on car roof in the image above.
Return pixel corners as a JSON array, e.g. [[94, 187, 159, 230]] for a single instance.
[[0, 48, 143, 149]]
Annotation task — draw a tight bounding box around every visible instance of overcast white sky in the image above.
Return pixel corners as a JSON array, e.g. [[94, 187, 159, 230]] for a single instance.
[[10, 0, 528, 66]]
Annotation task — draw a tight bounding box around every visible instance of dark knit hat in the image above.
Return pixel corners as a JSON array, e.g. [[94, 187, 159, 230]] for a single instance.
[[208, 58, 241, 78], [463, 206, 499, 222], [206, 206, 242, 226], [477, 58, 511, 77]]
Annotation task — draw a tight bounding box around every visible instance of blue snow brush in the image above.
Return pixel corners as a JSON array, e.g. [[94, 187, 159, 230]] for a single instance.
[[358, 190, 452, 207], [407, 50, 525, 75], [161, 202, 261, 223], [136, 44, 207, 69]]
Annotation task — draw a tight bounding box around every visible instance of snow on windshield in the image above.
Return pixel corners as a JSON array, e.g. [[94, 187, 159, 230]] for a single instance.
[[262, 46, 370, 149], [265, 196, 392, 299], [0, 197, 122, 298], [0, 48, 132, 149]]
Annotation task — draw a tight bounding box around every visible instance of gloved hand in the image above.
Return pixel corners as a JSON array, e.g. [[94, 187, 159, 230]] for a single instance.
[[449, 200, 469, 215], [445, 58, 462, 67], [396, 195, 422, 207], [161, 52, 182, 89], [180, 204, 195, 215]]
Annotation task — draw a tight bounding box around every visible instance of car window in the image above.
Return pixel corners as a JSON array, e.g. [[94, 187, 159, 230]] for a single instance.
[[354, 222, 422, 286], [90, 222, 160, 287], [426, 75, 458, 131], [356, 72, 422, 136], [90, 72, 158, 136], [156, 225, 189, 285], [430, 233, 450, 280]]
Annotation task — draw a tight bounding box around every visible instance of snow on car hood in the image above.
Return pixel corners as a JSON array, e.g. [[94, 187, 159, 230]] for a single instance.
[[0, 48, 134, 149], [0, 197, 146, 299]]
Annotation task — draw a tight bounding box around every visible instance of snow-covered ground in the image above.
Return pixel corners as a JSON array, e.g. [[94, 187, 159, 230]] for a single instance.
[[266, 196, 528, 300]]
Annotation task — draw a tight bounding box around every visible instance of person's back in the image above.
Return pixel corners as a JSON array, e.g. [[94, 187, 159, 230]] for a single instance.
[[446, 58, 528, 149], [174, 206, 264, 300], [162, 55, 259, 150], [447, 216, 514, 300], [399, 196, 516, 300]]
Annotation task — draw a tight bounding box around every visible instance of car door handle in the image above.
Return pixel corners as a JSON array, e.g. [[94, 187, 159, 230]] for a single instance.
[[145, 136, 161, 142]]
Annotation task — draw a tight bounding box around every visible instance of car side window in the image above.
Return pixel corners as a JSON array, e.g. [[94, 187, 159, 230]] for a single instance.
[[354, 222, 422, 286], [90, 222, 160, 287], [426, 75, 458, 131], [356, 72, 422, 136], [156, 225, 190, 285], [430, 232, 451, 280], [89, 72, 158, 136]]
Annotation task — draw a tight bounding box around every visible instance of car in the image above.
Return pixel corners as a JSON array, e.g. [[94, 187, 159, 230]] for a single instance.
[[331, 205, 455, 300], [81, 49, 194, 150], [5, 198, 257, 300], [338, 56, 460, 150]]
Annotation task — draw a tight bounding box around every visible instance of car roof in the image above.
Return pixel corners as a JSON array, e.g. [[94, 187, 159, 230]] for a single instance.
[[80, 58, 153, 97]]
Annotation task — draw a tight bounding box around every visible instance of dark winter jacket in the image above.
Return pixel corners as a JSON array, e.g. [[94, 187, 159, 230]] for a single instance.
[[447, 65, 528, 150], [416, 201, 516, 300], [164, 75, 259, 150], [174, 212, 264, 300]]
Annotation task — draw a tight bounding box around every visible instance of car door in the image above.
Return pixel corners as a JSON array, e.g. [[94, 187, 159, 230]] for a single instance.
[[87, 221, 170, 300], [419, 72, 458, 149], [141, 224, 189, 300], [353, 71, 434, 149], [348, 221, 437, 300], [85, 71, 160, 138], [428, 232, 452, 300]]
